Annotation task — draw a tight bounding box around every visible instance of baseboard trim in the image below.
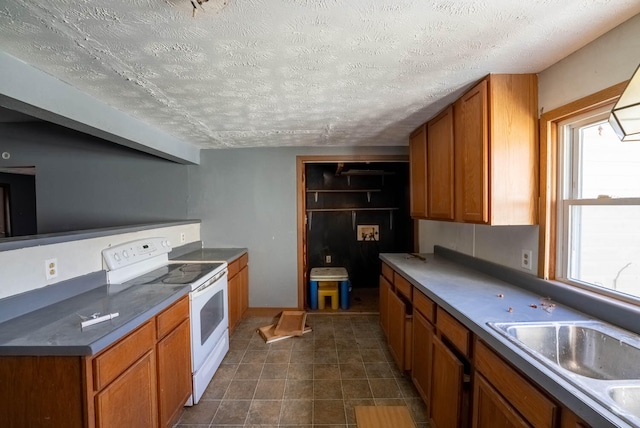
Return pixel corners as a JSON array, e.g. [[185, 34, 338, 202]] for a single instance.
[[243, 307, 299, 318]]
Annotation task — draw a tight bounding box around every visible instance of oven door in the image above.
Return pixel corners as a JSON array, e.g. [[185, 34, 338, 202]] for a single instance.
[[190, 270, 228, 372]]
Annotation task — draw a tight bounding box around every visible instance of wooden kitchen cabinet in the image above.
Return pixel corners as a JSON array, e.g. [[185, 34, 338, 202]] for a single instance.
[[95, 350, 158, 428], [380, 262, 413, 371], [431, 334, 468, 428], [0, 296, 191, 428], [454, 74, 538, 225], [473, 373, 530, 428], [430, 307, 471, 428], [408, 74, 537, 224], [427, 105, 455, 220], [412, 288, 436, 409], [156, 297, 191, 428], [387, 289, 410, 370], [379, 273, 392, 337], [474, 339, 559, 428], [409, 124, 428, 218], [228, 252, 249, 334], [411, 309, 434, 408]]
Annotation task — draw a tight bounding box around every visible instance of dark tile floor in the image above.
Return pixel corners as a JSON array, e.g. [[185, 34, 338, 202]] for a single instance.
[[174, 313, 429, 427]]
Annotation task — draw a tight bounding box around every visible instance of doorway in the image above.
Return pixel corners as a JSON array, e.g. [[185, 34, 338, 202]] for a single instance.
[[0, 169, 37, 238], [296, 155, 413, 312]]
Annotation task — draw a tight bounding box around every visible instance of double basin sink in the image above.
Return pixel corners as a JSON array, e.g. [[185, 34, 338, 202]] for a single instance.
[[488, 320, 640, 426]]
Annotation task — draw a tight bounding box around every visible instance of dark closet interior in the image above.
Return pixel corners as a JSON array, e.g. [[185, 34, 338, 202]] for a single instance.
[[305, 162, 413, 292]]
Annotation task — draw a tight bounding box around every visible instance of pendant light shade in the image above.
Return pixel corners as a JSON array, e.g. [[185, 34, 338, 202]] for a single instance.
[[609, 63, 640, 142]]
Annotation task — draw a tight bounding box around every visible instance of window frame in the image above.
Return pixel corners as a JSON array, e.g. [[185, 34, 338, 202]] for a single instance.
[[557, 106, 640, 287], [538, 80, 638, 302]]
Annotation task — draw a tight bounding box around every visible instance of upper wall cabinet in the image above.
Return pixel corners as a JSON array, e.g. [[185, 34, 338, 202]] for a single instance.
[[409, 124, 427, 218], [409, 74, 538, 225], [454, 74, 538, 225], [427, 106, 455, 221]]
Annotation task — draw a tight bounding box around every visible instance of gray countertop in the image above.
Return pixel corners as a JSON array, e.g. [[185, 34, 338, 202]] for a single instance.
[[171, 248, 247, 264], [0, 245, 246, 358], [0, 281, 190, 356], [380, 252, 631, 428]]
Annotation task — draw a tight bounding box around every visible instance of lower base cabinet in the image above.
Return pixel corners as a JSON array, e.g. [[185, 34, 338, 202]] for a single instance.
[[411, 310, 433, 410], [379, 274, 391, 337], [0, 296, 191, 428], [96, 350, 158, 428], [157, 318, 192, 428], [387, 288, 413, 371], [228, 253, 249, 334], [473, 374, 530, 428], [430, 335, 469, 428], [380, 263, 592, 428], [474, 339, 558, 428]]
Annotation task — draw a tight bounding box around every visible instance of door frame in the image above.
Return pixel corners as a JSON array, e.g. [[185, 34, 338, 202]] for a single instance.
[[295, 154, 409, 309]]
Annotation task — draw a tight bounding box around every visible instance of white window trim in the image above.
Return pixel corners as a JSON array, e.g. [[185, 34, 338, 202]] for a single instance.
[[555, 104, 640, 305]]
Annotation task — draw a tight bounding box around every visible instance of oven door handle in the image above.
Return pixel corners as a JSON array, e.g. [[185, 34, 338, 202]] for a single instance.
[[192, 270, 227, 296]]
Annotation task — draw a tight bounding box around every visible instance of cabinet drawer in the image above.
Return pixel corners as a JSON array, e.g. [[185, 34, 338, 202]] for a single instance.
[[228, 258, 240, 278], [475, 339, 558, 428], [436, 307, 470, 357], [239, 252, 248, 269], [381, 262, 394, 283], [156, 296, 189, 340], [93, 321, 155, 391], [413, 288, 436, 322], [394, 273, 413, 301]]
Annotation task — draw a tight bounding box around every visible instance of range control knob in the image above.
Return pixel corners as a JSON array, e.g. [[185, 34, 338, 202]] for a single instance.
[[114, 253, 121, 262], [123, 250, 129, 258], [164, 240, 171, 248]]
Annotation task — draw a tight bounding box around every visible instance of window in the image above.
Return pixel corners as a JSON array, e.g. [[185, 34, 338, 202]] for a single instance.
[[556, 105, 640, 300]]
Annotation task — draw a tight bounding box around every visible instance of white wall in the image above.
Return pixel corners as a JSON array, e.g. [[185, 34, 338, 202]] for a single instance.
[[419, 13, 640, 271], [188, 146, 407, 308], [0, 223, 200, 299]]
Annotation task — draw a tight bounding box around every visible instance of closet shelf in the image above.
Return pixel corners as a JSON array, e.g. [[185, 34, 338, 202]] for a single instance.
[[306, 207, 398, 212], [306, 188, 382, 202], [306, 189, 381, 193], [306, 208, 399, 231]]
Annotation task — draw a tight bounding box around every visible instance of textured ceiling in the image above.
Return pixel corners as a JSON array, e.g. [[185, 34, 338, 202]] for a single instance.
[[0, 1, 639, 149]]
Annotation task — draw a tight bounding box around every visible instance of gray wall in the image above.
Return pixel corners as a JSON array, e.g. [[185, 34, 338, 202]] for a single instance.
[[0, 122, 189, 234], [188, 146, 408, 308]]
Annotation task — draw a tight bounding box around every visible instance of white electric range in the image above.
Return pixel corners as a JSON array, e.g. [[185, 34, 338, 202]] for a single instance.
[[102, 237, 229, 405]]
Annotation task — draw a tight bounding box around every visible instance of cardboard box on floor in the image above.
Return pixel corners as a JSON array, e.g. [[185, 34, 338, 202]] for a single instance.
[[257, 310, 311, 344]]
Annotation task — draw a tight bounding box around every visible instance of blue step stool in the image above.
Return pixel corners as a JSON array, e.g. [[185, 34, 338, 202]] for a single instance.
[[309, 267, 350, 310]]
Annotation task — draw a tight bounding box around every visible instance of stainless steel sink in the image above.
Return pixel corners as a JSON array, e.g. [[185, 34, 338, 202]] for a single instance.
[[610, 386, 640, 420], [490, 321, 640, 380], [488, 320, 640, 427]]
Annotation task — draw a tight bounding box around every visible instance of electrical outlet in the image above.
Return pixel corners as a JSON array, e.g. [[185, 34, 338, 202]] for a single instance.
[[325, 255, 332, 263], [45, 258, 58, 280], [180, 232, 186, 243], [521, 249, 533, 270]]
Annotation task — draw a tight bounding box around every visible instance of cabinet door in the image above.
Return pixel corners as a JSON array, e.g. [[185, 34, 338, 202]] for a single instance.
[[430, 336, 465, 428], [387, 289, 406, 370], [409, 124, 428, 218], [473, 374, 531, 428], [239, 265, 249, 320], [475, 340, 558, 428], [379, 275, 392, 338], [228, 273, 239, 332], [157, 319, 192, 428], [427, 106, 455, 220], [95, 351, 157, 428], [455, 79, 489, 223], [412, 310, 434, 409]]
